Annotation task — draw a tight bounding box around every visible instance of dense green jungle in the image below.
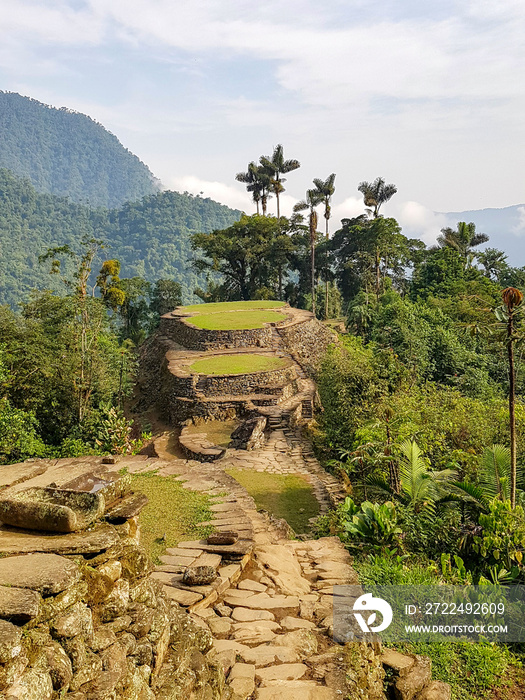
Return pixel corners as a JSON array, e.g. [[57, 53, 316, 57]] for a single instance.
[[0, 91, 160, 208], [2, 140, 525, 697]]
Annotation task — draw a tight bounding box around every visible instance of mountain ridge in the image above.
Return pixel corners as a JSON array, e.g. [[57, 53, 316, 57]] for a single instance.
[[0, 169, 241, 307], [0, 91, 161, 208]]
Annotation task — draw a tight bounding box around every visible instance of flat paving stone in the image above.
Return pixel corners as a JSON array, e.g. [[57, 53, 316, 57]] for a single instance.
[[210, 503, 236, 512], [280, 616, 317, 631], [232, 628, 277, 645], [256, 664, 308, 684], [177, 540, 253, 556], [238, 580, 267, 592], [256, 681, 336, 699], [223, 592, 300, 611], [0, 553, 80, 595], [231, 607, 275, 622], [165, 547, 203, 558], [161, 586, 203, 606], [212, 639, 249, 655], [240, 645, 300, 667], [229, 662, 256, 699], [192, 552, 222, 568], [159, 554, 196, 567]]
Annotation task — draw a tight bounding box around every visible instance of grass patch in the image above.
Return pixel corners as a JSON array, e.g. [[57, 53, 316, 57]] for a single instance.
[[226, 468, 319, 534], [190, 354, 288, 375], [394, 640, 516, 700], [186, 419, 238, 448], [181, 300, 286, 313], [130, 471, 213, 563], [188, 309, 285, 330]]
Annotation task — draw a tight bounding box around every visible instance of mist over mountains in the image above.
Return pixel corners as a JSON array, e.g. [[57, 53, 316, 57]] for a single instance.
[[440, 204, 525, 266]]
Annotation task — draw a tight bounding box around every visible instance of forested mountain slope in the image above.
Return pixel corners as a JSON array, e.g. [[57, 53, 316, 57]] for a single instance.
[[0, 92, 160, 208], [0, 169, 241, 305]]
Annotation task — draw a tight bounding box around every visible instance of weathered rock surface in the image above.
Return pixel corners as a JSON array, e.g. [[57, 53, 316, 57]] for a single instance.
[[0, 586, 41, 622], [0, 553, 80, 595], [415, 680, 452, 700], [182, 566, 218, 586], [207, 532, 238, 546], [395, 655, 432, 700], [0, 486, 104, 533], [0, 523, 120, 556], [0, 621, 22, 664]]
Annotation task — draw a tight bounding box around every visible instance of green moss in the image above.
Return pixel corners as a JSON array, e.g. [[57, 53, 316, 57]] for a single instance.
[[130, 471, 213, 563], [189, 354, 288, 375], [226, 468, 319, 534]]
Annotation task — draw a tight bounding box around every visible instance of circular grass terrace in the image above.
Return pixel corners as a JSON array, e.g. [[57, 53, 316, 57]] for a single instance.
[[189, 353, 289, 375], [179, 300, 287, 330]]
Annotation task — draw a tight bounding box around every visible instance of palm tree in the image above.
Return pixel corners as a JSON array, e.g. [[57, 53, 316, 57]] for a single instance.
[[260, 144, 300, 218], [235, 161, 262, 214], [235, 162, 273, 215], [437, 221, 489, 268], [477, 248, 508, 281], [312, 174, 336, 319], [294, 189, 323, 316], [358, 177, 397, 218]]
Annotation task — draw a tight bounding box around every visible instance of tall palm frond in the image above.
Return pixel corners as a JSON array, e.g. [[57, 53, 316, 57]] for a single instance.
[[260, 144, 300, 217], [398, 439, 457, 509], [357, 177, 397, 218], [437, 221, 489, 265], [312, 174, 336, 319], [480, 444, 512, 500], [235, 161, 262, 215], [450, 445, 523, 510]]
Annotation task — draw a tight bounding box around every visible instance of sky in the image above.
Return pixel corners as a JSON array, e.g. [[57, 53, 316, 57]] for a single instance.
[[0, 0, 524, 243]]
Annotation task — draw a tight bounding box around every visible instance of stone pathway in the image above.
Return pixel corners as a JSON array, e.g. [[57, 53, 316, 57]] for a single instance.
[[128, 428, 450, 699]]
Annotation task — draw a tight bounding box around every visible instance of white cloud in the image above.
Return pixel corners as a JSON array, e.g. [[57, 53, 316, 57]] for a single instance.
[[334, 197, 366, 220], [1, 0, 525, 210], [512, 206, 525, 236], [393, 201, 448, 245], [167, 175, 251, 212]]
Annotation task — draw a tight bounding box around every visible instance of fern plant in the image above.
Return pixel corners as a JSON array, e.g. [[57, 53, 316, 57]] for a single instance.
[[451, 445, 524, 511], [366, 439, 456, 514]]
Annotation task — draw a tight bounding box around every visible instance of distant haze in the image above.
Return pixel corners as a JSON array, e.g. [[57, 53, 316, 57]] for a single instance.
[[439, 204, 525, 267]]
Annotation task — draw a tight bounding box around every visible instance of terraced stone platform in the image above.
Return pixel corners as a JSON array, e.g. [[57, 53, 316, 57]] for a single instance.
[[144, 303, 335, 430]]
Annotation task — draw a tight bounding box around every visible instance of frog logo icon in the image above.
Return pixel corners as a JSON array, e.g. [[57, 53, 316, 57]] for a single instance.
[[353, 593, 393, 633]]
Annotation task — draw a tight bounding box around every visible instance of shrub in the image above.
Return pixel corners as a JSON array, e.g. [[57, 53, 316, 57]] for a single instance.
[[341, 497, 402, 551]]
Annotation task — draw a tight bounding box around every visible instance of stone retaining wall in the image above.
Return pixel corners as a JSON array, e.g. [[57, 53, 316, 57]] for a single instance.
[[277, 318, 337, 375], [195, 365, 296, 397], [159, 316, 273, 351], [0, 523, 224, 699]]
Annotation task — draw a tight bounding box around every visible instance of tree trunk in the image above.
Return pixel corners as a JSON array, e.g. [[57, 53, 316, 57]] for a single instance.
[[325, 215, 329, 320], [508, 314, 517, 508], [386, 419, 400, 494], [311, 232, 316, 317], [278, 266, 282, 301], [375, 249, 381, 298]]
